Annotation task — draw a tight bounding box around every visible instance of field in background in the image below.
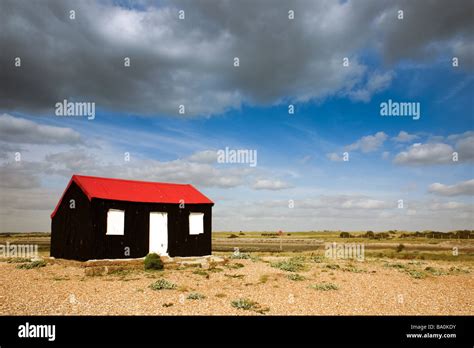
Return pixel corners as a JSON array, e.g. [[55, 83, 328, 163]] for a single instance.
[[0, 231, 473, 315], [0, 231, 473, 261]]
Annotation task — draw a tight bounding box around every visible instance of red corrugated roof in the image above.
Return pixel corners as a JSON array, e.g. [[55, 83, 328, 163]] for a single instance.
[[51, 175, 213, 218]]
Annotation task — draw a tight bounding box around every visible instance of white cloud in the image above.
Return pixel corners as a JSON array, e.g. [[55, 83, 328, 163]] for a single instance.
[[455, 134, 474, 161], [393, 131, 419, 143], [340, 198, 388, 209], [347, 71, 394, 102], [429, 179, 474, 196], [0, 114, 82, 145], [429, 201, 468, 210], [394, 143, 454, 165], [298, 155, 312, 164], [252, 179, 292, 191], [394, 131, 474, 165], [186, 150, 218, 164], [326, 153, 344, 162], [345, 131, 388, 153], [447, 130, 474, 142], [0, 161, 45, 189], [294, 195, 392, 210]]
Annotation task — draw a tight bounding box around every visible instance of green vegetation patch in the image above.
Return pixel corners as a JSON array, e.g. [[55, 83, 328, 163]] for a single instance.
[[230, 252, 251, 259], [16, 260, 46, 269], [187, 292, 206, 300], [406, 269, 427, 279], [271, 257, 305, 272], [192, 269, 210, 278], [225, 262, 245, 269], [311, 256, 325, 263], [384, 262, 408, 270], [208, 267, 224, 273], [108, 269, 132, 277], [310, 282, 339, 291], [144, 253, 164, 271], [342, 266, 366, 273], [448, 266, 470, 274], [287, 273, 306, 281], [424, 266, 448, 276], [149, 279, 177, 290], [6, 257, 31, 263], [231, 298, 269, 314]]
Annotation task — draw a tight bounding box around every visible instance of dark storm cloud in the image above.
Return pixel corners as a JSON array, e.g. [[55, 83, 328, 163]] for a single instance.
[[378, 0, 474, 66], [0, 0, 472, 116]]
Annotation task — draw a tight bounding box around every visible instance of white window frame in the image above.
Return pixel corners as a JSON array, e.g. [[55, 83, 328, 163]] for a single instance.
[[106, 209, 125, 236], [189, 212, 204, 235]]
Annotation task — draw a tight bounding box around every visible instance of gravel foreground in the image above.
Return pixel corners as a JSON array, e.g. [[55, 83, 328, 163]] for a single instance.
[[0, 256, 472, 315]]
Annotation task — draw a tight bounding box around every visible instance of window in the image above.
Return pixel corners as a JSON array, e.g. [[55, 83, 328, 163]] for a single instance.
[[189, 212, 204, 235], [106, 209, 125, 235]]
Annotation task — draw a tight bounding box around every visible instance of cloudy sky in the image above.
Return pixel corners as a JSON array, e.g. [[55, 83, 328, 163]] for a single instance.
[[0, 0, 473, 232]]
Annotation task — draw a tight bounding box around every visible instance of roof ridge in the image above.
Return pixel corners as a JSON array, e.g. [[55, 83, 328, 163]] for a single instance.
[[73, 174, 192, 186]]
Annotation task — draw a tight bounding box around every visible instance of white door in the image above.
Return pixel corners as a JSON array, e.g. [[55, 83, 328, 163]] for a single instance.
[[149, 212, 168, 255]]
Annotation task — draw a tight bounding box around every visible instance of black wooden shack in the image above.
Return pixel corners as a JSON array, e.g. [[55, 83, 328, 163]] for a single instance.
[[50, 175, 214, 261]]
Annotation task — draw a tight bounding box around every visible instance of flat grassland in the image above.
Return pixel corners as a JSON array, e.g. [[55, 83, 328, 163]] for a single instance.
[[0, 231, 473, 315]]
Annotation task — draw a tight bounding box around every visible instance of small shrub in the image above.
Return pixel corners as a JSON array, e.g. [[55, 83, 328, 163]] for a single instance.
[[259, 274, 269, 283], [342, 266, 366, 273], [228, 234, 239, 238], [396, 244, 405, 253], [448, 266, 470, 274], [310, 282, 339, 291], [162, 303, 174, 307], [208, 267, 223, 273], [271, 258, 305, 272], [287, 273, 305, 281], [225, 262, 244, 269], [215, 293, 227, 298], [406, 269, 427, 279], [7, 257, 31, 263], [384, 262, 407, 270], [231, 298, 269, 314], [108, 269, 132, 277], [144, 253, 164, 271], [325, 264, 340, 270], [311, 256, 324, 263], [193, 269, 210, 278], [230, 252, 251, 259], [53, 276, 70, 281], [231, 298, 257, 310], [149, 279, 176, 290], [16, 260, 46, 269], [424, 266, 447, 276], [187, 292, 206, 300]]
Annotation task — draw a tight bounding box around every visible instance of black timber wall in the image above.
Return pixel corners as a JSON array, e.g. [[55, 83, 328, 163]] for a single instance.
[[90, 199, 212, 259], [50, 182, 93, 261]]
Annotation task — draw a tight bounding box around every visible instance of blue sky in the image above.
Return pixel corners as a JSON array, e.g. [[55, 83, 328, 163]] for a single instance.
[[0, 0, 473, 232]]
